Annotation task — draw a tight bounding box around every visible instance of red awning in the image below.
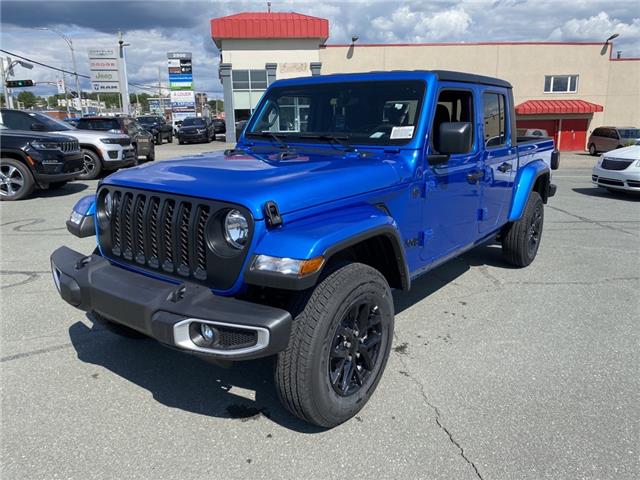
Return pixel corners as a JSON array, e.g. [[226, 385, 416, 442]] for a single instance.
[[516, 100, 603, 115], [211, 12, 329, 47]]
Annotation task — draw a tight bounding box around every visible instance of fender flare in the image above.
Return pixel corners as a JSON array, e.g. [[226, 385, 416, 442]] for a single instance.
[[244, 204, 410, 291], [508, 159, 550, 222]]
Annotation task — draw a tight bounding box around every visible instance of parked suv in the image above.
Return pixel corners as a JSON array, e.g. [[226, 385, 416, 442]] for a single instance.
[[75, 116, 155, 163], [52, 70, 558, 427], [0, 109, 135, 181], [177, 117, 214, 144], [588, 126, 640, 155], [137, 115, 173, 145], [213, 118, 226, 139], [1, 126, 83, 200]]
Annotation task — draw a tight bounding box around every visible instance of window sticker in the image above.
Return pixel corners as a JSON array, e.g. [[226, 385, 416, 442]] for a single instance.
[[369, 132, 385, 138], [390, 126, 415, 139]]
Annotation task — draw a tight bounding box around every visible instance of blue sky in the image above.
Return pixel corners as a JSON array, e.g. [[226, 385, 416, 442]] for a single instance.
[[1, 0, 638, 99]]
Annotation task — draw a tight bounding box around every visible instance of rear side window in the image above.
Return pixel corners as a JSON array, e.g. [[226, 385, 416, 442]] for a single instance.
[[483, 93, 507, 148], [592, 128, 603, 137], [76, 118, 119, 130]]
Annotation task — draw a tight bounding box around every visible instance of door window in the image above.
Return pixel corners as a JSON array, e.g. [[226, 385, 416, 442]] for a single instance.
[[483, 93, 507, 148], [431, 90, 474, 153]]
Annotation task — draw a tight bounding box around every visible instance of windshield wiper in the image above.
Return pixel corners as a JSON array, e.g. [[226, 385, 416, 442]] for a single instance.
[[258, 131, 290, 150], [296, 134, 355, 152]]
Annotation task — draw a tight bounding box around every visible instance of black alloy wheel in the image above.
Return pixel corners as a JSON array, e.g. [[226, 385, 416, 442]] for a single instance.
[[527, 202, 543, 259], [329, 301, 385, 397]]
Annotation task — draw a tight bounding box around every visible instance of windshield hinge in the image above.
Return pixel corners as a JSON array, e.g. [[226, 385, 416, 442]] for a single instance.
[[264, 201, 282, 228]]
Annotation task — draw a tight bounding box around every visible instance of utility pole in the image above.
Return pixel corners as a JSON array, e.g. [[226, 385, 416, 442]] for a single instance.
[[0, 58, 9, 109], [117, 31, 131, 115], [97, 93, 102, 114], [135, 91, 140, 115]]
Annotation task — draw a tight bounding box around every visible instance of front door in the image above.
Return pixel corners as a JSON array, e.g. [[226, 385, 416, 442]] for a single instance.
[[421, 87, 482, 263], [479, 90, 516, 234]]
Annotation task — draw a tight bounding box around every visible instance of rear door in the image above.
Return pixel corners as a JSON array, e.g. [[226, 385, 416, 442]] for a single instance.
[[421, 86, 482, 262], [479, 89, 516, 234]]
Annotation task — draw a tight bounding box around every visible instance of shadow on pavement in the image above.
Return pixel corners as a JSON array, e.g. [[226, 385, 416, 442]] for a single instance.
[[68, 242, 514, 432], [69, 319, 324, 434], [572, 187, 640, 201], [35, 182, 88, 198]]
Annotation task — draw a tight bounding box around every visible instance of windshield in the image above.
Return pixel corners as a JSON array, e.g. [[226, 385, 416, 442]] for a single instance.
[[137, 117, 158, 124], [182, 118, 205, 126], [29, 112, 74, 131], [618, 128, 640, 139], [76, 118, 119, 131], [246, 80, 425, 146]]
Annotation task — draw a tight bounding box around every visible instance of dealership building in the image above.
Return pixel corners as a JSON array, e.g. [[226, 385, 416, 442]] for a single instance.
[[211, 12, 640, 149]]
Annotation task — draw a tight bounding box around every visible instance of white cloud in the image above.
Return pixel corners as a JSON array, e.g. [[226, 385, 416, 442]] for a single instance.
[[370, 5, 471, 42], [548, 11, 640, 46]]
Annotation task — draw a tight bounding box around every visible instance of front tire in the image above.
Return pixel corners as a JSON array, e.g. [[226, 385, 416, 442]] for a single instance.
[[501, 191, 544, 267], [77, 149, 102, 180], [275, 263, 394, 428], [0, 158, 34, 201], [146, 144, 155, 162]]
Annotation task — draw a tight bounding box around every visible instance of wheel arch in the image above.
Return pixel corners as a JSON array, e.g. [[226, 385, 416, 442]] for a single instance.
[[508, 159, 550, 222], [244, 205, 411, 291], [1, 149, 36, 175]]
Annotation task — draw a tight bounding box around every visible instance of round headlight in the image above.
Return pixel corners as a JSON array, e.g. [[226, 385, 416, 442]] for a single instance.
[[224, 209, 248, 249], [104, 191, 113, 218]]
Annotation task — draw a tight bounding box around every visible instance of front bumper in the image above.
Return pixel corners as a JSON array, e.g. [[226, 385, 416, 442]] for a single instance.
[[179, 133, 208, 142], [51, 246, 292, 360], [592, 166, 640, 191], [33, 152, 84, 185], [101, 145, 136, 169]]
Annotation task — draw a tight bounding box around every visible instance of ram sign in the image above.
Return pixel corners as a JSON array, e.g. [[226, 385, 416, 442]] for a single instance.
[[89, 47, 120, 93]]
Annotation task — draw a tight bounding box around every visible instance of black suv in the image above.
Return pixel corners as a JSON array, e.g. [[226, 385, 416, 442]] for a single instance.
[[0, 127, 83, 200], [177, 117, 215, 144], [137, 115, 173, 145], [213, 118, 226, 138], [75, 116, 155, 161]]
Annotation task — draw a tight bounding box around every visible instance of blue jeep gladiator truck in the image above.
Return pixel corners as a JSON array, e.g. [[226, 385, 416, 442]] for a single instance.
[[51, 70, 558, 427]]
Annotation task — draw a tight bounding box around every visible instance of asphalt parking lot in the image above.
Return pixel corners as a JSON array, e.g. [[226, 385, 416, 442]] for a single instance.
[[1, 148, 638, 480]]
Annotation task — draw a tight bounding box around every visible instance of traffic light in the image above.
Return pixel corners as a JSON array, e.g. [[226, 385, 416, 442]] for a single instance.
[[5, 79, 34, 88]]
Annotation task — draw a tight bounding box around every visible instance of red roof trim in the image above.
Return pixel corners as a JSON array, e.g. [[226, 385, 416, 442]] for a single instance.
[[211, 12, 329, 46], [515, 100, 604, 115], [325, 41, 606, 47]]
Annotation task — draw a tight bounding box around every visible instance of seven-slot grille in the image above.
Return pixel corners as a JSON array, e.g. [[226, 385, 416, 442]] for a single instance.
[[601, 158, 633, 170], [61, 140, 80, 153], [106, 189, 210, 281]]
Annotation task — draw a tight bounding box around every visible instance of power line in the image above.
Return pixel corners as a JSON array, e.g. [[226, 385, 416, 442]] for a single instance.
[[0, 48, 168, 94]]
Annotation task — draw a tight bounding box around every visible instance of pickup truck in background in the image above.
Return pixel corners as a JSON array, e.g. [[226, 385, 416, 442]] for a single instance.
[[51, 70, 558, 427], [137, 115, 174, 145]]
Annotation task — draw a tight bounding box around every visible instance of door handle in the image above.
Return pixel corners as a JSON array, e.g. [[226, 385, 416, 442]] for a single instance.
[[467, 171, 484, 184], [497, 162, 511, 173]]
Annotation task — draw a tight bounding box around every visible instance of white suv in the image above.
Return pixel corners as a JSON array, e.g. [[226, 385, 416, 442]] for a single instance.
[[592, 145, 640, 193]]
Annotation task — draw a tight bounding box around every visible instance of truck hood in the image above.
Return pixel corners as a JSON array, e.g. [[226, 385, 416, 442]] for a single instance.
[[102, 149, 404, 219]]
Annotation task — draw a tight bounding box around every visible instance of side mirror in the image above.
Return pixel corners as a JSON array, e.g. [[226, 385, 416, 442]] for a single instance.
[[438, 122, 473, 155], [31, 123, 47, 132]]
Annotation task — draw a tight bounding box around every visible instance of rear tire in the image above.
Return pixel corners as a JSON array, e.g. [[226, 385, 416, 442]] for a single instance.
[[91, 311, 147, 339], [589, 144, 597, 156], [167, 133, 173, 143], [275, 262, 394, 428], [146, 144, 155, 162], [77, 149, 102, 180], [155, 133, 163, 145], [0, 158, 34, 201], [501, 191, 544, 267]]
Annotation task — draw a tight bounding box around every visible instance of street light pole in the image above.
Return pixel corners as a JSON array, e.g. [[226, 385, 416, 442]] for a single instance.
[[37, 27, 84, 115]]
